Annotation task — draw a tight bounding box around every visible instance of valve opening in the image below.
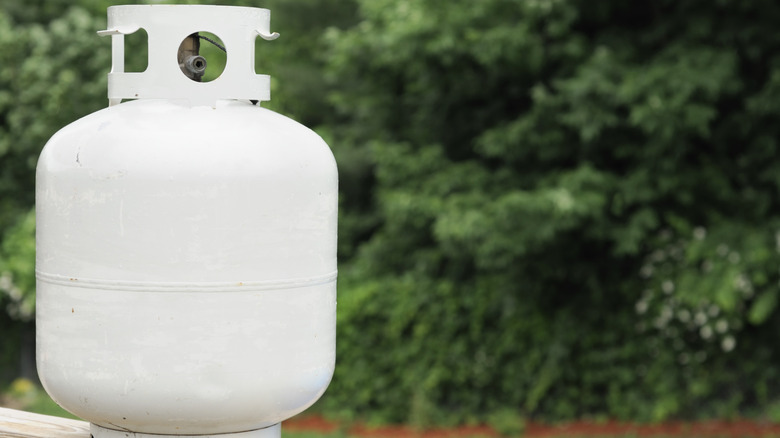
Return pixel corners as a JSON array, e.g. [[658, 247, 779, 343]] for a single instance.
[[177, 32, 226, 82]]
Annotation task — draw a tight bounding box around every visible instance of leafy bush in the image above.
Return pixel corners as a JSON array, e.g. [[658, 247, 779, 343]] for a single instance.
[[317, 0, 780, 424]]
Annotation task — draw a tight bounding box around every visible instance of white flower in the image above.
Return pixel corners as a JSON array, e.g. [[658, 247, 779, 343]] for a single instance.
[[695, 311, 708, 326], [721, 335, 736, 352], [700, 325, 713, 340], [693, 227, 707, 240], [662, 280, 675, 294], [734, 274, 750, 290], [0, 272, 12, 290]]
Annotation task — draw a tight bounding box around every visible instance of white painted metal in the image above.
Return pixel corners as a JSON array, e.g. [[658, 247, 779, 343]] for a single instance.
[[99, 5, 279, 107], [36, 6, 337, 438]]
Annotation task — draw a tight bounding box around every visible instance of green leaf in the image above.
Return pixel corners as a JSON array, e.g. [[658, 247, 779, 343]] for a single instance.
[[749, 290, 779, 325]]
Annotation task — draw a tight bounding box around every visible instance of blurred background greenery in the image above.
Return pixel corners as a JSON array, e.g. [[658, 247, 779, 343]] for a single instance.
[[3, 0, 780, 430]]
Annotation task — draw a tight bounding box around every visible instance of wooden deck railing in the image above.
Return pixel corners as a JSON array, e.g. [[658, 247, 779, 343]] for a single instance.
[[0, 407, 90, 438]]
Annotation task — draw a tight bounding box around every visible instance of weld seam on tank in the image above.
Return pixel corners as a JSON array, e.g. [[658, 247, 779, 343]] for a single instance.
[[35, 270, 337, 292]]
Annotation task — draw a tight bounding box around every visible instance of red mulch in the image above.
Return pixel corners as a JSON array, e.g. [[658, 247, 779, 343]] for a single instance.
[[524, 420, 780, 437], [284, 415, 780, 437]]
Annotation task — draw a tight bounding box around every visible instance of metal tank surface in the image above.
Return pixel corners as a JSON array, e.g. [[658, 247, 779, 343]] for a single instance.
[[35, 5, 337, 438]]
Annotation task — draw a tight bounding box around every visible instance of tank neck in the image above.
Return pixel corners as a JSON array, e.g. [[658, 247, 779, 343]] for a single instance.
[[98, 5, 279, 108]]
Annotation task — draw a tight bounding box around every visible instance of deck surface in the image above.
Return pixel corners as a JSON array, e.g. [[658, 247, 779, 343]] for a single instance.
[[0, 407, 90, 438]]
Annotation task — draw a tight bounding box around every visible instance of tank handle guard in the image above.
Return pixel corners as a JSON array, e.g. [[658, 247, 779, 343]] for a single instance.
[[98, 5, 278, 107]]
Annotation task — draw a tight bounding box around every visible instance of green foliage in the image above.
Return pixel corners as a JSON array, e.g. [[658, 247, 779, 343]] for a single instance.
[[317, 0, 780, 426], [486, 409, 526, 437], [0, 210, 36, 321]]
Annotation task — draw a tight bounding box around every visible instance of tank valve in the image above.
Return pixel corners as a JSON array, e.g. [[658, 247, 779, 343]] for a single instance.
[[184, 55, 207, 79]]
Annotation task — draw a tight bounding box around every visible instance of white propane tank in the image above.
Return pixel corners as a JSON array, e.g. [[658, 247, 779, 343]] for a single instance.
[[35, 5, 337, 438]]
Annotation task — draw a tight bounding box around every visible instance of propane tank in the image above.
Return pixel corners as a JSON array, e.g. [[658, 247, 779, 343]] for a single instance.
[[35, 6, 337, 438]]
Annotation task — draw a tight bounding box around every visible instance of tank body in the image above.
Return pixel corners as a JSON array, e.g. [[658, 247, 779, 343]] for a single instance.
[[36, 98, 337, 435]]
